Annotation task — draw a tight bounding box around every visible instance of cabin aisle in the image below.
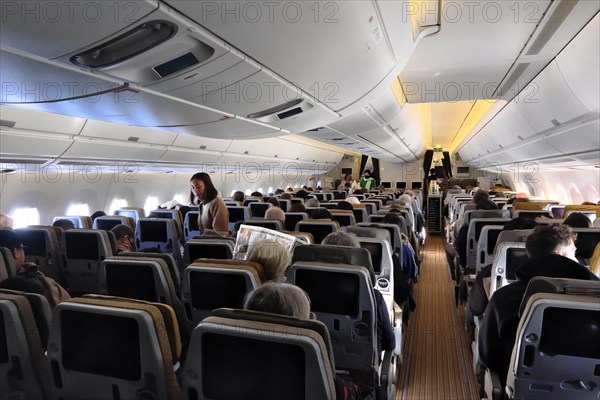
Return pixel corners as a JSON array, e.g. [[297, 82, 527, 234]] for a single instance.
[[397, 236, 479, 399]]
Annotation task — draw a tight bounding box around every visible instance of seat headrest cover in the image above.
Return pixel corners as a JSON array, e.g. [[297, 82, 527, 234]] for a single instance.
[[292, 244, 375, 285], [519, 277, 600, 317]]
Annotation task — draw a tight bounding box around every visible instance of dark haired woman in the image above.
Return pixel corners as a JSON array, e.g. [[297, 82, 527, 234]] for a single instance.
[[190, 172, 229, 234]]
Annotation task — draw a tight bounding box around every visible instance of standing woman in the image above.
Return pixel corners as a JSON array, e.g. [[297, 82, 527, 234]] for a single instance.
[[190, 173, 229, 235]]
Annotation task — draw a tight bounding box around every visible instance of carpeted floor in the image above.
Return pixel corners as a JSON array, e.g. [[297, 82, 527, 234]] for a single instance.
[[397, 235, 480, 399]]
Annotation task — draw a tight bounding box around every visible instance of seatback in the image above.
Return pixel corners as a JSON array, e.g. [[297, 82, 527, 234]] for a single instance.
[[182, 311, 336, 400], [357, 222, 403, 255], [563, 205, 600, 219], [277, 199, 292, 212], [549, 205, 565, 219], [99, 257, 187, 340], [61, 229, 113, 296], [239, 219, 284, 231], [352, 205, 368, 223], [47, 296, 181, 400], [119, 252, 181, 293], [494, 230, 533, 254], [0, 247, 17, 279], [181, 260, 264, 327], [93, 216, 136, 232], [283, 231, 314, 244], [367, 214, 385, 223], [249, 202, 272, 219], [226, 206, 251, 232], [464, 209, 509, 226], [115, 207, 146, 223], [466, 218, 510, 271], [593, 218, 600, 228], [0, 291, 55, 400], [292, 244, 376, 286], [243, 197, 263, 207], [357, 237, 394, 294], [295, 220, 339, 244], [284, 212, 309, 231], [513, 210, 553, 220], [148, 209, 183, 235], [490, 242, 529, 297], [362, 199, 382, 212], [184, 238, 234, 264], [135, 218, 182, 256], [288, 262, 377, 375], [331, 211, 356, 227], [476, 225, 505, 272], [506, 280, 600, 399], [53, 215, 93, 229], [183, 211, 201, 242], [15, 226, 63, 283]]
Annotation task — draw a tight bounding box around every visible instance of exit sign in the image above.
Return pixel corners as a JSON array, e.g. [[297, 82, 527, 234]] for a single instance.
[[433, 147, 443, 152]]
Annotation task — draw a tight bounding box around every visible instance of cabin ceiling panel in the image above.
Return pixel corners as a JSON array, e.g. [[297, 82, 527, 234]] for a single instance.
[[167, 0, 399, 110], [158, 149, 221, 164], [400, 1, 551, 103], [170, 135, 232, 152], [0, 0, 160, 59], [545, 120, 600, 156], [516, 61, 589, 132], [555, 15, 600, 112], [63, 141, 166, 162], [0, 105, 86, 135], [0, 132, 73, 158], [162, 117, 280, 139], [80, 119, 179, 145], [0, 50, 124, 104], [327, 111, 381, 136], [369, 89, 404, 123]]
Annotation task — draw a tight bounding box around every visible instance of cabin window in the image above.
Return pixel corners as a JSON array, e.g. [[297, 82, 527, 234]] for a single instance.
[[11, 207, 40, 229], [144, 196, 160, 216], [245, 190, 252, 196], [108, 199, 128, 215], [257, 188, 263, 194], [66, 203, 90, 217], [268, 187, 273, 194], [230, 190, 237, 197]]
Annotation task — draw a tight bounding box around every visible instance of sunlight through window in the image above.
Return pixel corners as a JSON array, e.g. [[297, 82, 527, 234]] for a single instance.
[[11, 208, 40, 229]]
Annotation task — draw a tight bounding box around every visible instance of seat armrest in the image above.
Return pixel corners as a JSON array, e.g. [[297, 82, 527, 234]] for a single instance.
[[484, 369, 505, 400]]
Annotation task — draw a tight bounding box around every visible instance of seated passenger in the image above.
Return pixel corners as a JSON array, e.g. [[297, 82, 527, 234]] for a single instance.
[[90, 210, 106, 221], [111, 224, 135, 253], [310, 208, 332, 220], [0, 229, 71, 306], [288, 203, 306, 213], [335, 201, 353, 211], [232, 191, 245, 203], [246, 240, 291, 282], [469, 217, 538, 317], [52, 219, 76, 230], [305, 198, 320, 208], [0, 214, 14, 229], [264, 207, 285, 224], [478, 224, 599, 385], [563, 212, 592, 228], [274, 188, 285, 195], [280, 193, 292, 200], [321, 232, 395, 358], [244, 283, 368, 400], [267, 197, 281, 208], [250, 191, 263, 198]]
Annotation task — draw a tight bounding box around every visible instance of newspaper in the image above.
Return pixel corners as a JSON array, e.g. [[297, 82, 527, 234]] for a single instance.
[[233, 224, 306, 260]]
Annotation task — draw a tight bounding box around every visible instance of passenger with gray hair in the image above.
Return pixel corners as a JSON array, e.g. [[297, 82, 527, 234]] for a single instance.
[[264, 207, 285, 224], [322, 231, 360, 247], [305, 198, 320, 208], [244, 282, 310, 319], [246, 240, 292, 282]]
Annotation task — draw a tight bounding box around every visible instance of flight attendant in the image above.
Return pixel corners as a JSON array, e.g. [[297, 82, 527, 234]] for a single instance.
[[190, 172, 229, 235]]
